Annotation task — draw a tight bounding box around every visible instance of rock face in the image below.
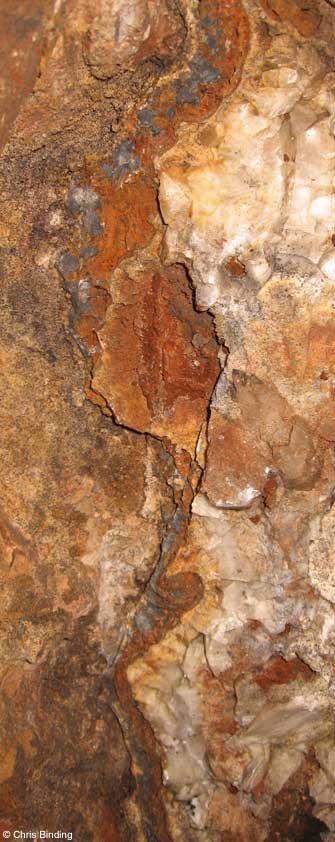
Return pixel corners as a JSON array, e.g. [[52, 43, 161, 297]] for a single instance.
[[2, 0, 335, 840]]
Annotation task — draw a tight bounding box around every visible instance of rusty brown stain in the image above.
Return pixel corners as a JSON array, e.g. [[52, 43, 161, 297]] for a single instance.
[[254, 656, 314, 692], [260, 0, 321, 35]]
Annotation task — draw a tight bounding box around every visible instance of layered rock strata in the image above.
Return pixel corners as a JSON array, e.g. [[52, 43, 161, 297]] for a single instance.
[[1, 0, 335, 840]]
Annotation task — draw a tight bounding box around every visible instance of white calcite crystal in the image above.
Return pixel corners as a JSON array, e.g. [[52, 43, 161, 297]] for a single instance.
[[309, 506, 335, 603], [128, 632, 212, 817], [266, 747, 304, 795]]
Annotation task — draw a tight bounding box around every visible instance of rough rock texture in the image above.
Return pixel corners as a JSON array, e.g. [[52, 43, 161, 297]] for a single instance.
[[2, 0, 335, 840]]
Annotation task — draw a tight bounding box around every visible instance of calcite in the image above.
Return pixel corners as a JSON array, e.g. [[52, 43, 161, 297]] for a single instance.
[[126, 1, 335, 840], [3, 0, 335, 840]]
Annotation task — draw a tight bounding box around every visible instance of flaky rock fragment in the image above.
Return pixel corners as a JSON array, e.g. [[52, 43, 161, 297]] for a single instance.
[[91, 262, 219, 455]]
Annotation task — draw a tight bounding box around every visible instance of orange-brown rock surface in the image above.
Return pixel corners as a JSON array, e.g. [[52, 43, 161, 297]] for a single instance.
[[2, 0, 335, 841]]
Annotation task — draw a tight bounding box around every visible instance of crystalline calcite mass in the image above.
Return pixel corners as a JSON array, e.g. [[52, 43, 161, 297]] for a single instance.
[[2, 0, 335, 840], [129, 2, 335, 839]]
